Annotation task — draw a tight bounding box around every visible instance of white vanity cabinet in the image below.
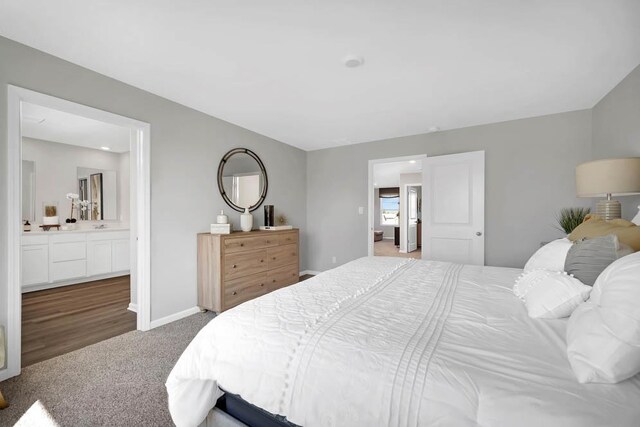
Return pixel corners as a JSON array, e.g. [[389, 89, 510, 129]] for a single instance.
[[50, 233, 87, 282], [22, 235, 49, 286], [21, 229, 130, 291], [87, 231, 130, 276]]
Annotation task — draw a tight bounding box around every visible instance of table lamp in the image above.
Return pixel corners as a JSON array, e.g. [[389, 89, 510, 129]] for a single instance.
[[576, 158, 640, 220]]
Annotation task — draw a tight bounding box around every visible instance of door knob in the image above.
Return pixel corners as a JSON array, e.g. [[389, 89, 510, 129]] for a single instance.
[[476, 232, 483, 236]]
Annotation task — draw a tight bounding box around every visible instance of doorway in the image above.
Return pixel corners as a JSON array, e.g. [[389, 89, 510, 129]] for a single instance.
[[368, 155, 426, 259], [368, 151, 485, 265], [2, 86, 151, 381]]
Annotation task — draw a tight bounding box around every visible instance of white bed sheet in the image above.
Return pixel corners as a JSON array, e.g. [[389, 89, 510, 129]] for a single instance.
[[166, 257, 640, 427]]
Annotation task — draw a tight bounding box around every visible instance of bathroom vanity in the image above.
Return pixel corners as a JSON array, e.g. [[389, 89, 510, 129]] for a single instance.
[[21, 228, 130, 292]]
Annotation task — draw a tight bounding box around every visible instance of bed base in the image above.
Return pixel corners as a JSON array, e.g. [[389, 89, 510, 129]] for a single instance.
[[216, 391, 299, 427]]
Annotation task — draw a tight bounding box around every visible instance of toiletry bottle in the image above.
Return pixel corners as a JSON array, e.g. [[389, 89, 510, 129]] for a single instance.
[[24, 220, 31, 232], [217, 210, 229, 224]]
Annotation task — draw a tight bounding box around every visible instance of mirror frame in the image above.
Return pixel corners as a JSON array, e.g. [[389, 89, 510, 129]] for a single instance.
[[217, 147, 268, 212]]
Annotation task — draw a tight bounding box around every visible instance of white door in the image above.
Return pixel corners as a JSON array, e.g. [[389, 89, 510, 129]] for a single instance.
[[112, 239, 131, 272], [407, 186, 418, 252], [88, 240, 113, 276], [22, 245, 49, 286], [422, 151, 485, 265]]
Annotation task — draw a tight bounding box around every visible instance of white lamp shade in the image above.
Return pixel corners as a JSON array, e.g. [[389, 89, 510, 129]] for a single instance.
[[576, 158, 640, 197]]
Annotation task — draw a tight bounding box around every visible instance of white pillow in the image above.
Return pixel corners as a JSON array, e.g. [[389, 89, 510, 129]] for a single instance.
[[514, 270, 591, 319], [567, 251, 640, 383], [524, 238, 573, 273], [632, 206, 640, 226]]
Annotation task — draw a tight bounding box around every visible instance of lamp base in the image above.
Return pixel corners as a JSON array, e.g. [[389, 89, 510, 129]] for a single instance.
[[596, 199, 621, 220]]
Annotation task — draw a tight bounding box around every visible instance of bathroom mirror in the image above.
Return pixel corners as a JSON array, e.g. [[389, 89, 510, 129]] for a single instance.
[[217, 148, 268, 212], [77, 167, 118, 220]]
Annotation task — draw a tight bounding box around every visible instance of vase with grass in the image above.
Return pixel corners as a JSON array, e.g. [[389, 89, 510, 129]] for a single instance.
[[556, 207, 590, 235]]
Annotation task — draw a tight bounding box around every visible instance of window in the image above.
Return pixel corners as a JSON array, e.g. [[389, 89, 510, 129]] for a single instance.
[[380, 197, 399, 225]]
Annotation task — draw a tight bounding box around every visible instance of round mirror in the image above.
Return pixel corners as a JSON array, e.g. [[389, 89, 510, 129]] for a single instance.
[[217, 148, 268, 212]]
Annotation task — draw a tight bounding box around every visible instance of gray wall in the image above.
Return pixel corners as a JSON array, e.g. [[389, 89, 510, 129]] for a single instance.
[[307, 110, 593, 271], [0, 36, 307, 331], [592, 64, 640, 220]]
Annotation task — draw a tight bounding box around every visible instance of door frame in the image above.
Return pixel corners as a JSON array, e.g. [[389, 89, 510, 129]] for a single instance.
[[367, 154, 427, 257], [2, 85, 151, 381]]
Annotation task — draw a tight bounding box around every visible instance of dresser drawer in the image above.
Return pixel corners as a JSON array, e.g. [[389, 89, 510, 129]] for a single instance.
[[267, 264, 299, 291], [224, 249, 268, 280], [224, 272, 269, 310], [267, 243, 298, 270], [277, 232, 298, 247], [224, 235, 278, 254]]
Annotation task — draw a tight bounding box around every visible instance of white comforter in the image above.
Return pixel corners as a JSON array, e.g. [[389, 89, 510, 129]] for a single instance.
[[167, 257, 640, 427]]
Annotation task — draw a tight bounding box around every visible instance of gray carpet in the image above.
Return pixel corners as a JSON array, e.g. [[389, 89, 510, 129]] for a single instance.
[[0, 312, 216, 426]]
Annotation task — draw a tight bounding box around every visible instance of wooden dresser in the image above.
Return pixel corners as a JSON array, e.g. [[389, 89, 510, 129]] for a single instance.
[[197, 229, 299, 312]]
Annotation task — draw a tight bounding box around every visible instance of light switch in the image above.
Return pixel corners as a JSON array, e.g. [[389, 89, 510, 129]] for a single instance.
[[358, 206, 364, 215]]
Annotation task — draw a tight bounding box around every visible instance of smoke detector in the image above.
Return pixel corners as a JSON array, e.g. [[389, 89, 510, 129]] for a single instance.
[[343, 55, 364, 68]]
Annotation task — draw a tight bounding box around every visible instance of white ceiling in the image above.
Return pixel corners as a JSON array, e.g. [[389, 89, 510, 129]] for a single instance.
[[22, 103, 131, 153], [2, 1, 639, 151], [374, 160, 421, 188]]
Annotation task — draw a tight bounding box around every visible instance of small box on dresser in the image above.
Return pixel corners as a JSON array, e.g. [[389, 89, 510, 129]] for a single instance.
[[197, 228, 300, 312]]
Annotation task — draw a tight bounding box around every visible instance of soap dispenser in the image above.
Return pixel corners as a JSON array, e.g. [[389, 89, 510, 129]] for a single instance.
[[216, 210, 228, 224]]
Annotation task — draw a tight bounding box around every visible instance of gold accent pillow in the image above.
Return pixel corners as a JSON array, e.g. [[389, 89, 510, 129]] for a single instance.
[[569, 214, 640, 251]]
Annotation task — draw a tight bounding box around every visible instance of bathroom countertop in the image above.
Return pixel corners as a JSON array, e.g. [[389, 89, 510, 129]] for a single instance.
[[23, 226, 130, 236]]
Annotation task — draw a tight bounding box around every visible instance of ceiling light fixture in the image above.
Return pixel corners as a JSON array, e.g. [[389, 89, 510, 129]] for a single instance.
[[343, 54, 364, 68], [101, 146, 111, 151], [409, 160, 416, 164]]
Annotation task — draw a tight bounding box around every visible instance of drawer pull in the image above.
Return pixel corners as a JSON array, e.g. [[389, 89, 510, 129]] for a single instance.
[[260, 283, 264, 287], [292, 252, 296, 256], [240, 243, 244, 247], [272, 279, 276, 283], [260, 259, 264, 263], [272, 257, 276, 260], [232, 291, 237, 295], [266, 240, 270, 244], [232, 264, 237, 268]]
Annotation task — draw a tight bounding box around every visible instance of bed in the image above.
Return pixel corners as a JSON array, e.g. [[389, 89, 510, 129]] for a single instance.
[[166, 256, 640, 427]]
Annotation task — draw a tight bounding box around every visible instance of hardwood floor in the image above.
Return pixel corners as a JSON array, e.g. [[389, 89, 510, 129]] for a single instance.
[[21, 275, 136, 367]]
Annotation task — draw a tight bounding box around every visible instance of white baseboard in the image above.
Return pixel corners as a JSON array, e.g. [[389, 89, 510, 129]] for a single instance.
[[383, 237, 394, 240], [127, 303, 138, 313], [150, 306, 201, 329], [0, 368, 10, 382], [22, 271, 130, 293], [300, 270, 322, 276]]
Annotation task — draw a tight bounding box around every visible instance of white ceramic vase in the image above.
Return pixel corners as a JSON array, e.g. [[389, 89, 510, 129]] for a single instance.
[[240, 208, 253, 232], [217, 210, 229, 224]]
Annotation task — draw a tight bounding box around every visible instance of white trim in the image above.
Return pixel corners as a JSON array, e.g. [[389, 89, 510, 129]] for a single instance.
[[382, 237, 394, 240], [4, 85, 152, 380], [300, 270, 322, 276], [128, 303, 138, 313], [150, 307, 201, 329], [368, 154, 427, 257]]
